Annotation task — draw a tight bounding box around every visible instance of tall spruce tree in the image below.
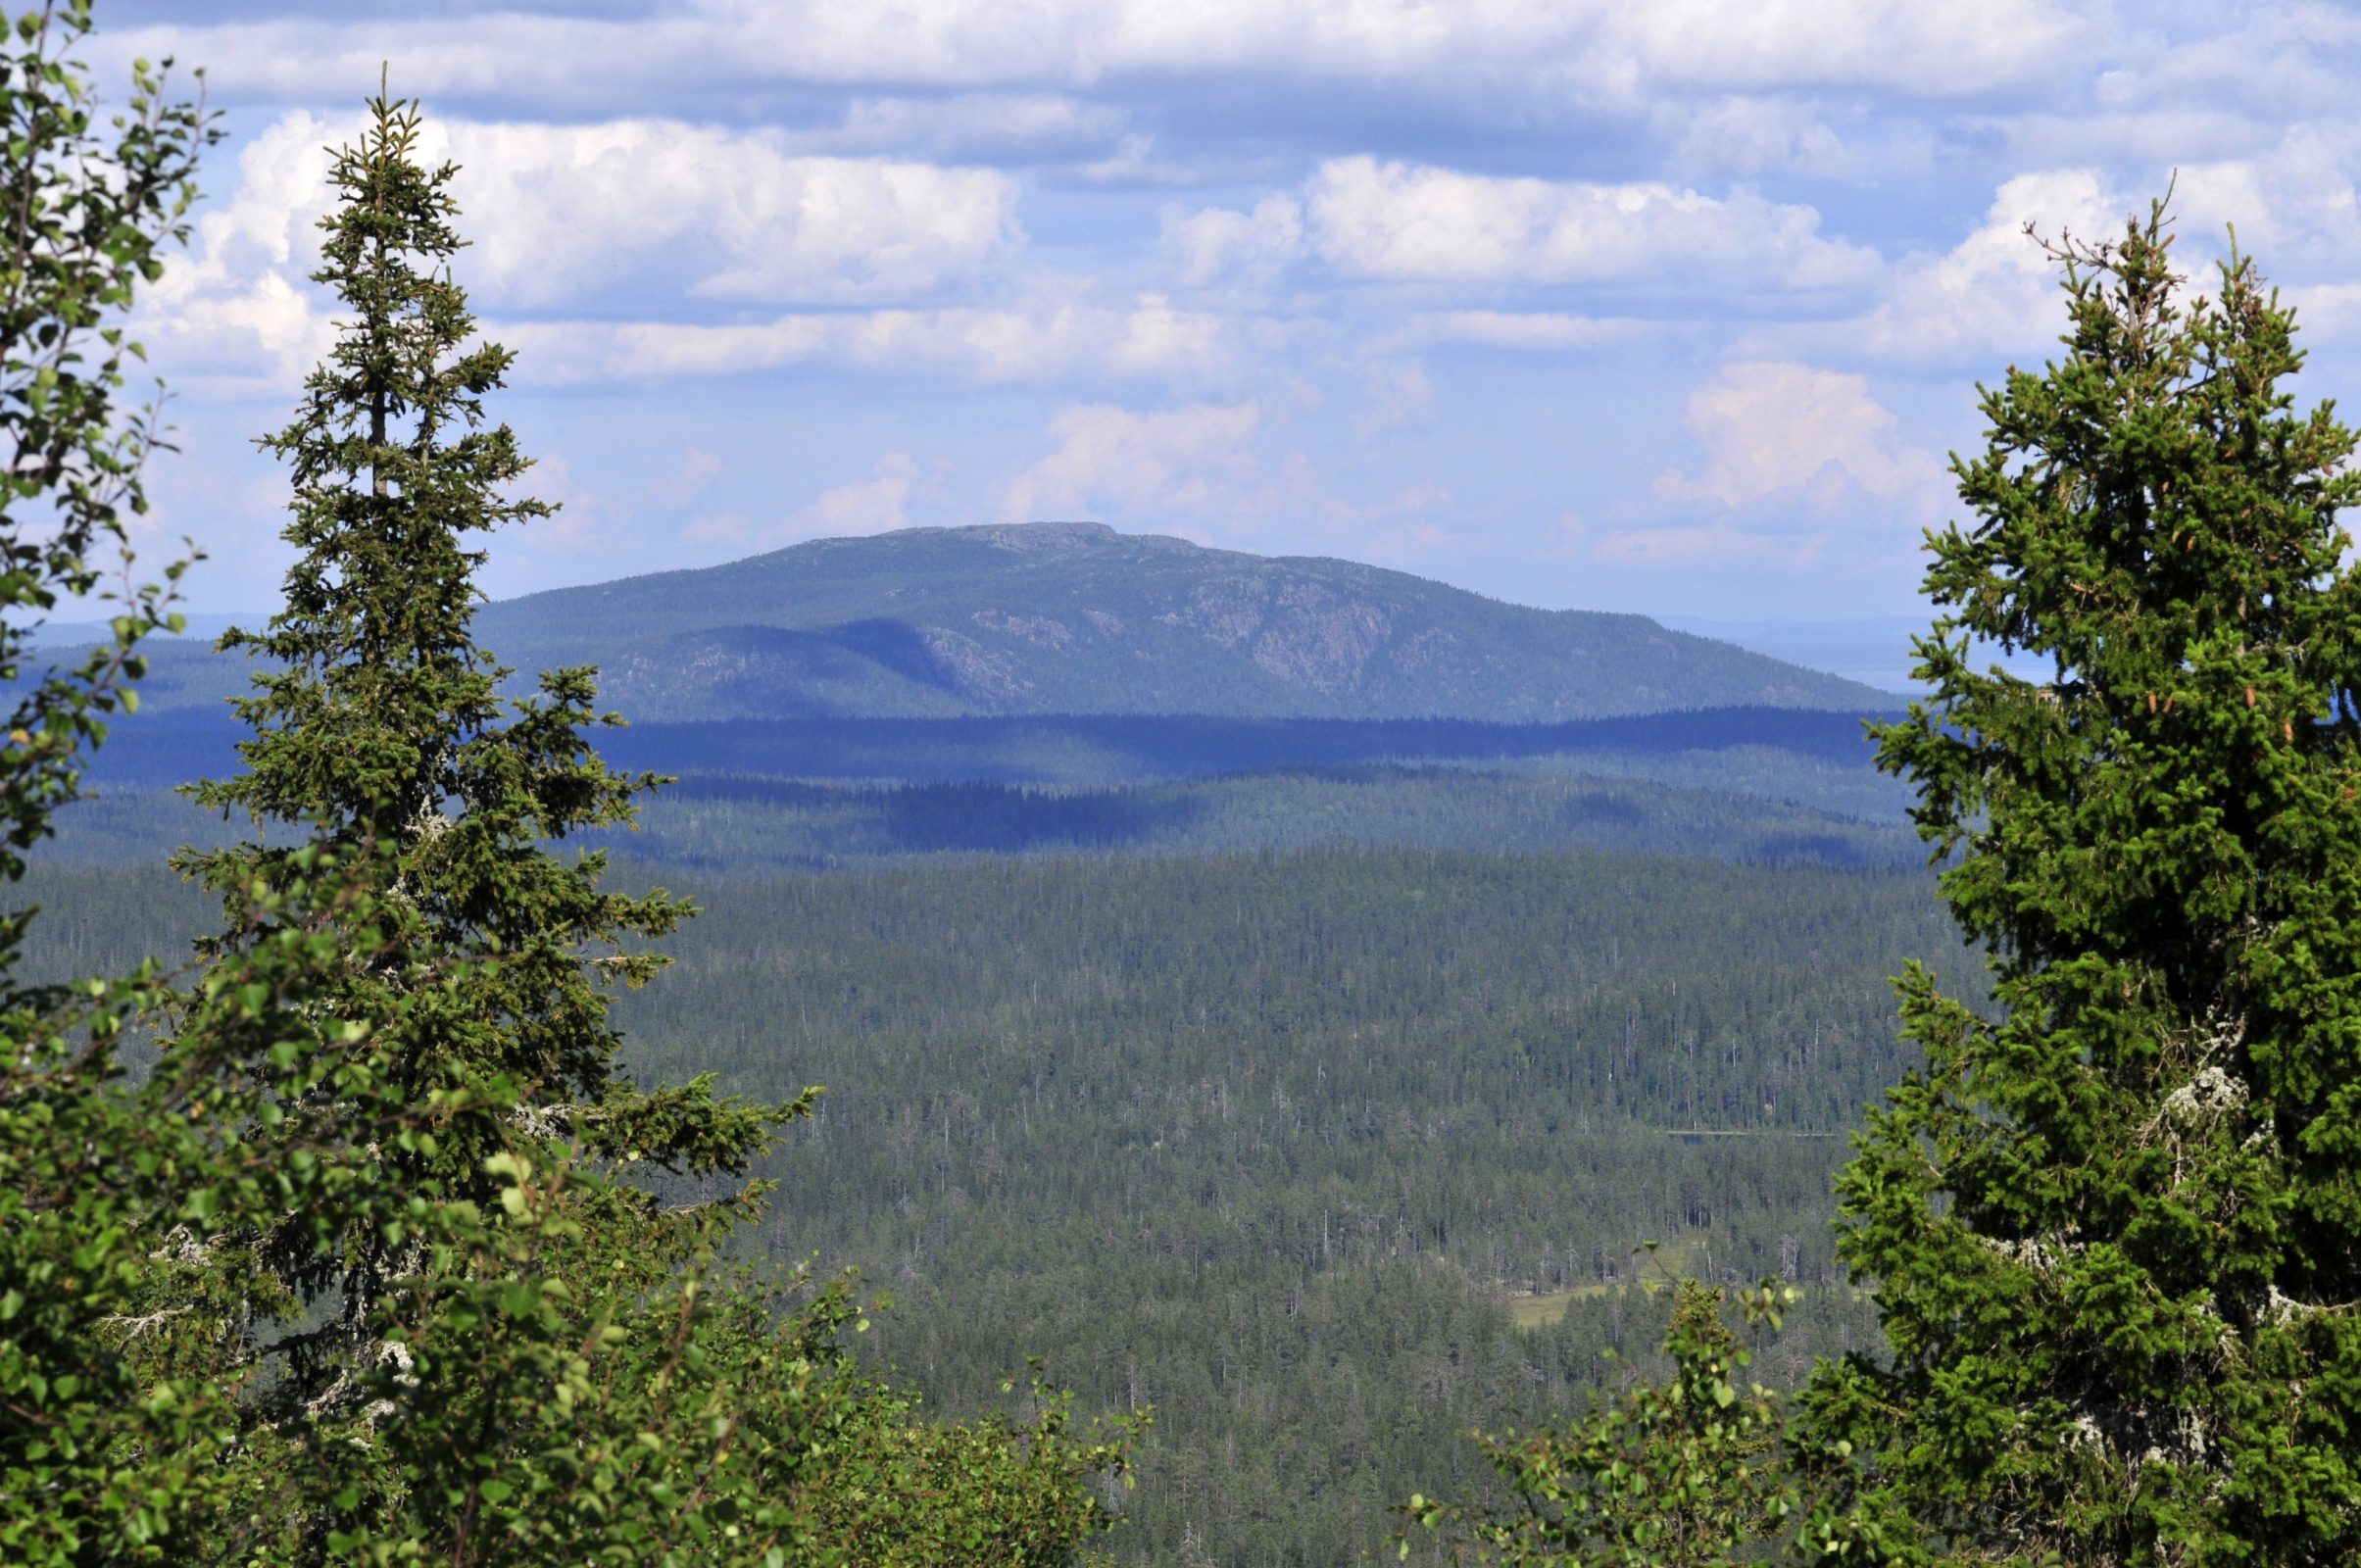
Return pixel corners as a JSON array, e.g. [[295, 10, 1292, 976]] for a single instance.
[[1809, 204, 2361, 1562], [149, 84, 1135, 1567], [178, 85, 792, 1405]]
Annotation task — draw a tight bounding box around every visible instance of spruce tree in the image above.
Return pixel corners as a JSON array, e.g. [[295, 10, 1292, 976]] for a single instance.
[[1812, 203, 2361, 1562], [0, 18, 1127, 1562], [179, 85, 792, 1407], [150, 84, 1135, 1566]]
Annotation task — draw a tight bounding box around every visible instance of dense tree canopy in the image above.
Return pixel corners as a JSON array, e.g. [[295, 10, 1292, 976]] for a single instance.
[[1813, 204, 2361, 1564]]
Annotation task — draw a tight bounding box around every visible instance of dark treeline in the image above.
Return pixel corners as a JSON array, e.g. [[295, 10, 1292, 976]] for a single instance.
[[592, 707, 1904, 779], [600, 766, 1914, 870], [46, 702, 1902, 789], [16, 860, 216, 982], [37, 764, 1915, 872], [618, 847, 1955, 1146], [13, 847, 1948, 1565], [861, 1262, 1888, 1568]]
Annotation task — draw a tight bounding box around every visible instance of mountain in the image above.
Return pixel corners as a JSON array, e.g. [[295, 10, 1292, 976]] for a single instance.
[[461, 522, 1890, 721]]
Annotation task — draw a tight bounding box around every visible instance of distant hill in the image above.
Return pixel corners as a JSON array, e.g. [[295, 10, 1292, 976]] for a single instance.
[[461, 522, 1889, 721], [31, 523, 1892, 723]]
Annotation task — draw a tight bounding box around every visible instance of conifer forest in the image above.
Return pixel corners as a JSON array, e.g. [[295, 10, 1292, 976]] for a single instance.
[[8, 6, 2361, 1568]]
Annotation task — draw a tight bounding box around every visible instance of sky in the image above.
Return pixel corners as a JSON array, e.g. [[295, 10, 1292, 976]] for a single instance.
[[76, 0, 2361, 620]]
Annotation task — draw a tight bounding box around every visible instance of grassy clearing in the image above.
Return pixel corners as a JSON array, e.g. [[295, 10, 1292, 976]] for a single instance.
[[1510, 1284, 1620, 1329]]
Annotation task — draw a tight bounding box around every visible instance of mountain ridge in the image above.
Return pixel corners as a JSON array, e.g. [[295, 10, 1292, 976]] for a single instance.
[[470, 521, 1888, 721]]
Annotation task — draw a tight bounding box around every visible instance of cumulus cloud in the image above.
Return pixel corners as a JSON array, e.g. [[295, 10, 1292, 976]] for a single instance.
[[138, 107, 1037, 393], [496, 294, 1227, 385], [1159, 156, 1877, 298], [1000, 402, 1269, 520], [140, 111, 345, 393], [1163, 195, 1305, 285], [2144, 139, 2361, 315], [1842, 155, 2361, 366], [108, 0, 2088, 118], [435, 122, 1020, 307], [1304, 158, 1877, 290], [1653, 361, 1939, 507], [1852, 171, 2127, 365]]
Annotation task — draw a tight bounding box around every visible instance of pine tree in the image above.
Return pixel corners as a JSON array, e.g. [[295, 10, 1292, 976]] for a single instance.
[[1811, 202, 2361, 1563]]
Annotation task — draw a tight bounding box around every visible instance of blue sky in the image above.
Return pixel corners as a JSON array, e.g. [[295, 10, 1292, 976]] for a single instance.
[[86, 0, 2361, 620]]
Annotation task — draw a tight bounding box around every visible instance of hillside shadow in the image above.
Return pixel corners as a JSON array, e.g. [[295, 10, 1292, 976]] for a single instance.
[[663, 774, 1207, 853], [819, 618, 954, 691]]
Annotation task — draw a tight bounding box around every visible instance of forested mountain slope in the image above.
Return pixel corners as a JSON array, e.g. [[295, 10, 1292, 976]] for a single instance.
[[462, 521, 1885, 720], [58, 525, 1885, 724], [14, 846, 1952, 1568]]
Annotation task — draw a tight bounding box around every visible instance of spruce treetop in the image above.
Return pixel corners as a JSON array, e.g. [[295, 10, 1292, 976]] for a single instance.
[[1813, 200, 2361, 1564], [197, 84, 551, 854]]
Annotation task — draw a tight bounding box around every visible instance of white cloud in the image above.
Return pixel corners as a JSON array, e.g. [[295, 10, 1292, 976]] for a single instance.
[[1841, 154, 2361, 366], [1853, 170, 2128, 365], [110, 0, 2089, 115], [794, 453, 924, 537], [1653, 361, 1938, 507], [1304, 157, 1877, 290], [431, 122, 1020, 307], [1000, 402, 1267, 520], [496, 293, 1228, 385], [143, 106, 1318, 395], [140, 111, 345, 394], [140, 109, 1028, 392], [1163, 195, 1305, 285]]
